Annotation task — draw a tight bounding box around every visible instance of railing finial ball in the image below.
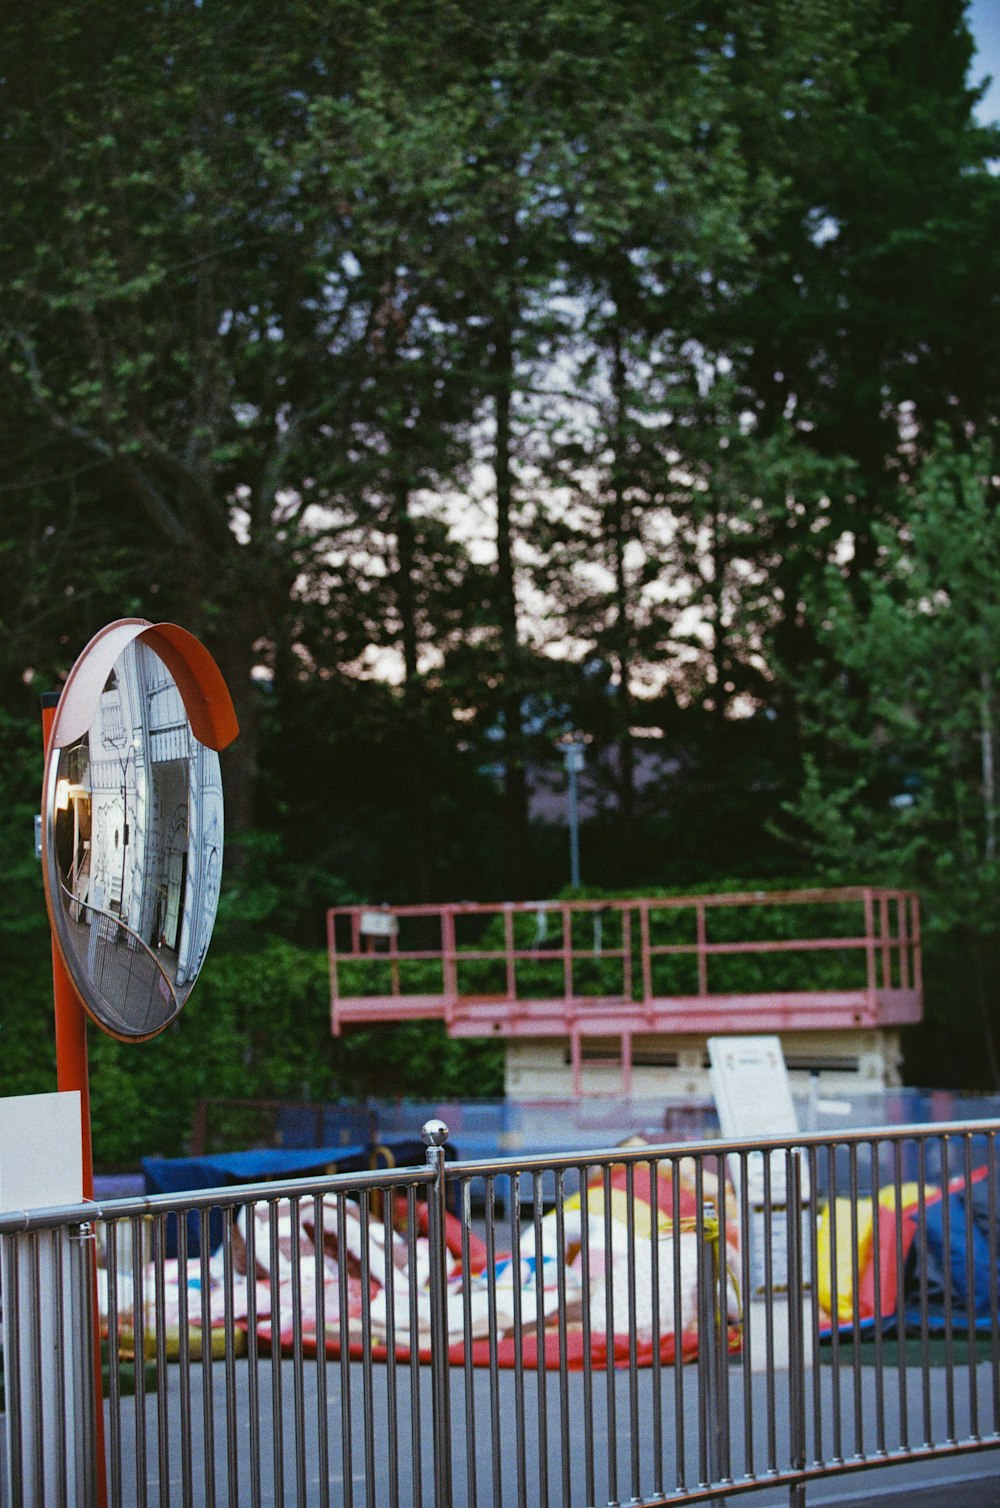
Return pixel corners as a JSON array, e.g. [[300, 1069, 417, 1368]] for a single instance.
[[422, 1119, 450, 1147]]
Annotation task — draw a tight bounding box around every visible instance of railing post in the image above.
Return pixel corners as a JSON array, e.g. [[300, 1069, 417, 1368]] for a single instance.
[[787, 1153, 807, 1508], [696, 900, 709, 997], [423, 1120, 454, 1508], [698, 1200, 725, 1505], [863, 888, 876, 1009], [442, 909, 458, 1024]]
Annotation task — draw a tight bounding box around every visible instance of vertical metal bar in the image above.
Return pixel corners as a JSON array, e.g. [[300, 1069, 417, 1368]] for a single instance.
[[4, 1236, 24, 1508], [579, 1167, 596, 1507], [27, 1234, 44, 1507], [762, 1152, 777, 1474], [640, 902, 653, 1006], [130, 1216, 148, 1508], [893, 1140, 909, 1453], [622, 907, 633, 1000], [695, 1161, 708, 1487], [459, 1181, 477, 1508], [963, 1135, 980, 1439], [848, 1143, 864, 1461], [504, 906, 516, 1002], [244, 1203, 263, 1508], [8, 1242, 23, 1497], [567, 758, 581, 886], [199, 1209, 216, 1508], [625, 1162, 640, 1502], [941, 1136, 956, 1443], [483, 1177, 502, 1508], [151, 1215, 171, 1508], [51, 1229, 68, 1508], [76, 1222, 100, 1508], [175, 1213, 193, 1508], [359, 1194, 377, 1508], [106, 1221, 124, 1508], [424, 1125, 454, 1508], [917, 1139, 932, 1446], [221, 1206, 239, 1508], [716, 1166, 732, 1484], [313, 1195, 330, 1508], [532, 1170, 550, 1508], [384, 1185, 400, 1508], [696, 1184, 721, 1493], [863, 888, 877, 1008], [554, 1169, 572, 1508], [672, 1157, 686, 1493], [561, 904, 574, 1002], [739, 1150, 754, 1481], [338, 1193, 354, 1508], [442, 909, 459, 1016], [649, 1159, 664, 1498], [510, 1168, 528, 1508], [290, 1196, 308, 1508], [988, 1132, 1000, 1438], [270, 1201, 286, 1508], [808, 1144, 823, 1473], [391, 914, 404, 998], [787, 1153, 807, 1506], [406, 1185, 423, 1508], [871, 1140, 886, 1454], [696, 900, 709, 996], [826, 1144, 842, 1463], [602, 1162, 618, 1507]]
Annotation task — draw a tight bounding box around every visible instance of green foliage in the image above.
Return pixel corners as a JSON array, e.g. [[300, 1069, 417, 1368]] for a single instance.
[[0, 710, 57, 1095], [0, 0, 998, 1138], [785, 436, 1000, 1085]]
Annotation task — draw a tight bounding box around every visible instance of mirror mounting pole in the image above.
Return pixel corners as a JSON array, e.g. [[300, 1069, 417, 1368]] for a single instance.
[[41, 693, 95, 1197], [40, 692, 108, 1506]]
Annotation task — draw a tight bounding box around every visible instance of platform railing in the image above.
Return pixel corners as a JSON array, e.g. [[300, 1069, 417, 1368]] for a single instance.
[[327, 889, 922, 1036], [2, 1118, 998, 1507]]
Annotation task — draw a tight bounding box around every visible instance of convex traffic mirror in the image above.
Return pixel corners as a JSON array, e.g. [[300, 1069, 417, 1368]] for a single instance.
[[42, 620, 238, 1041]]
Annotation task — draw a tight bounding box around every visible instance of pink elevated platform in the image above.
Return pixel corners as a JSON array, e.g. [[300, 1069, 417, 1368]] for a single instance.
[[328, 889, 922, 1090]]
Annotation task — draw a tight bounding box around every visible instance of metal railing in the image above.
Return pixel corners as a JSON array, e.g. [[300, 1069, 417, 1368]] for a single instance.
[[2, 1120, 999, 1506], [327, 890, 923, 1040]]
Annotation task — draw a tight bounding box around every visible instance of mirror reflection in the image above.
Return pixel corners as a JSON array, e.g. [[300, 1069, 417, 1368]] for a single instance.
[[48, 637, 224, 1038]]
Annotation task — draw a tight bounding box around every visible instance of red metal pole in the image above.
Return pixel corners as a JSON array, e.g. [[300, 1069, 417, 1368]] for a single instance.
[[41, 696, 108, 1505]]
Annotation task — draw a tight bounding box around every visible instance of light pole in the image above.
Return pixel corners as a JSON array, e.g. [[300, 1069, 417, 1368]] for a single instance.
[[561, 736, 586, 889]]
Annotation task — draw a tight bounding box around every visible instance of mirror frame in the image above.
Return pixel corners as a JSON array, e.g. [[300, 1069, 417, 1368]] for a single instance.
[[42, 619, 239, 1041]]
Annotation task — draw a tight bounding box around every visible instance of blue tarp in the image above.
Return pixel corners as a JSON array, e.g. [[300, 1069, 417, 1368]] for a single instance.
[[904, 1164, 1000, 1333], [143, 1144, 368, 1195], [142, 1137, 441, 1255]]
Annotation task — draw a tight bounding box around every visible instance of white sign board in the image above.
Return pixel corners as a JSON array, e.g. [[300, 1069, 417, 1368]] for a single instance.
[[359, 910, 398, 939], [708, 1037, 810, 1301], [0, 1093, 88, 1507], [707, 1035, 798, 1142], [0, 1091, 83, 1212]]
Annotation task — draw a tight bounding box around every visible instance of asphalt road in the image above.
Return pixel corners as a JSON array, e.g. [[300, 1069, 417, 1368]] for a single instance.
[[100, 1351, 1000, 1508]]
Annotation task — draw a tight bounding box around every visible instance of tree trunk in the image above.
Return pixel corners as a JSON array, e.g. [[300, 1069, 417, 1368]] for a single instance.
[[492, 320, 528, 897], [609, 329, 635, 828], [393, 478, 437, 902], [979, 662, 996, 866]]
